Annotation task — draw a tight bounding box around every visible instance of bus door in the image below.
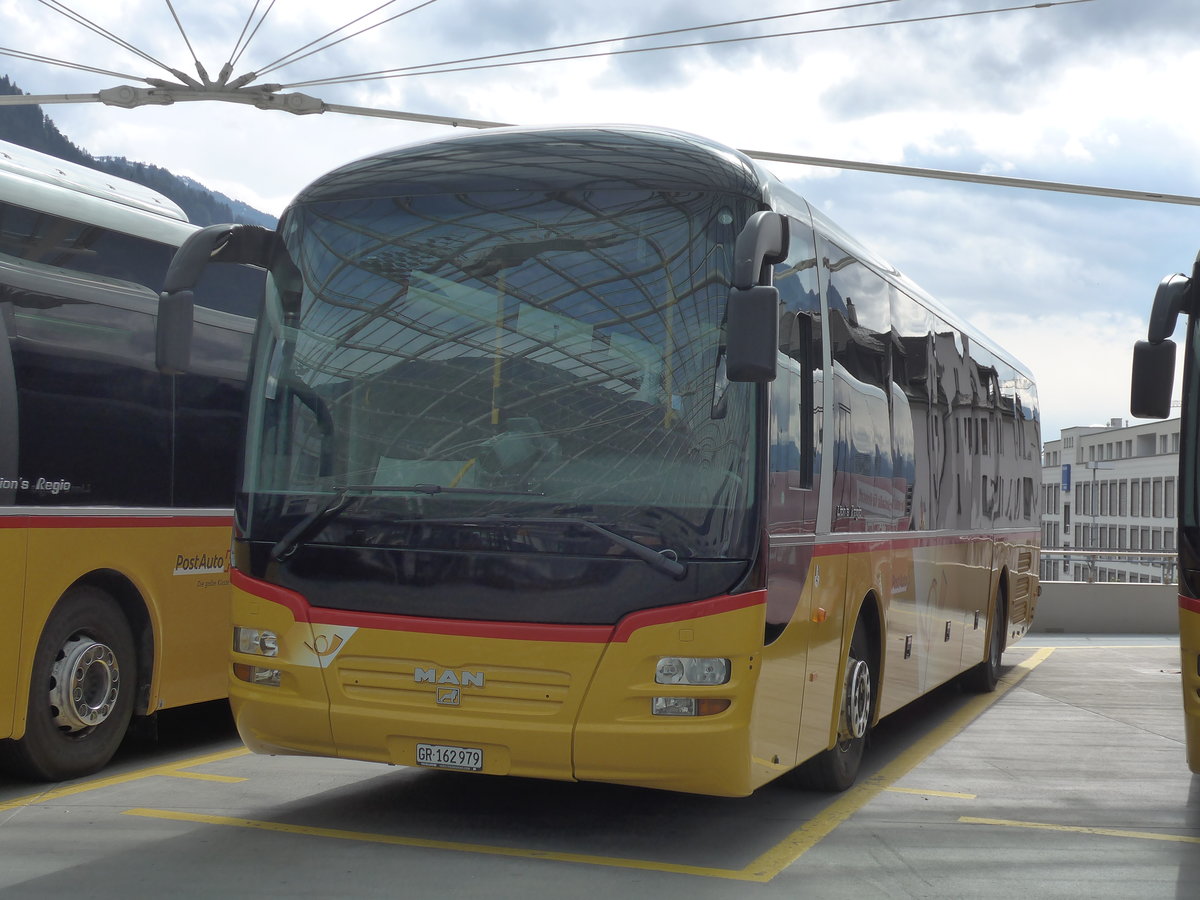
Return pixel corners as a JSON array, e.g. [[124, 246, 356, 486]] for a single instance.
[[751, 215, 836, 774]]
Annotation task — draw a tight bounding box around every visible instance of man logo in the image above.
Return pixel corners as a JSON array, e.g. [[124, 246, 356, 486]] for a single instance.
[[414, 667, 485, 688], [437, 688, 461, 706]]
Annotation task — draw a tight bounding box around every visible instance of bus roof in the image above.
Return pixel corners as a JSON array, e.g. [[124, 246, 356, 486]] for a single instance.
[[287, 123, 1034, 383], [291, 124, 767, 205], [0, 138, 191, 235]]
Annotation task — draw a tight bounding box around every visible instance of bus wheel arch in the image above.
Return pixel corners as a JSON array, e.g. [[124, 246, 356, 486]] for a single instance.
[[0, 578, 146, 781], [786, 594, 882, 792], [77, 571, 155, 715]]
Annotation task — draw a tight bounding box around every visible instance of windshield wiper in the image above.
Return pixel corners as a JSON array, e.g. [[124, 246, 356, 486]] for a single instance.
[[483, 515, 687, 580], [271, 488, 353, 561], [270, 484, 546, 561], [375, 484, 546, 497]]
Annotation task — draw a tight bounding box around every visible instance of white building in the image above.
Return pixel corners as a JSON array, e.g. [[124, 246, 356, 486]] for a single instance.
[[1040, 417, 1179, 583]]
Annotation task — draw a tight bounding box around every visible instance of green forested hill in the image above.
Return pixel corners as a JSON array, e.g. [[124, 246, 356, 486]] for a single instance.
[[0, 75, 275, 227]]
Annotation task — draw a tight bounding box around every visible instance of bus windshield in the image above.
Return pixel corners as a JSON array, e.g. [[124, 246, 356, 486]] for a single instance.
[[242, 188, 758, 563]]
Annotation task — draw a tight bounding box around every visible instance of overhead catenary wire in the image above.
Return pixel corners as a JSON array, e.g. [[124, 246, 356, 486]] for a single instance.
[[34, 0, 172, 75], [164, 0, 202, 71], [227, 0, 278, 71], [281, 0, 1094, 89], [0, 46, 147, 84], [254, 0, 447, 79], [263, 0, 901, 81]]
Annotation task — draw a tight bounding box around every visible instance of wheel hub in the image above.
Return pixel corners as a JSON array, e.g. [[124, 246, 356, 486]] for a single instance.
[[49, 636, 121, 732], [842, 657, 871, 740]]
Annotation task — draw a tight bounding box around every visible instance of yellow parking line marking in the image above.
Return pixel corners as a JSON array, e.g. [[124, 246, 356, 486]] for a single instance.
[[0, 747, 250, 811], [123, 648, 1055, 883], [885, 787, 976, 799], [164, 771, 248, 784], [123, 808, 757, 881], [742, 646, 1054, 881], [961, 816, 1200, 845]]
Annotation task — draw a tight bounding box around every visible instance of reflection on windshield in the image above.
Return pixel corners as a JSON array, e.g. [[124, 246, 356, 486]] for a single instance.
[[243, 188, 757, 559]]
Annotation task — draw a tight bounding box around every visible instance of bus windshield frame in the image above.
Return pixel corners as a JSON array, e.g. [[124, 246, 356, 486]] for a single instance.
[[237, 186, 762, 619]]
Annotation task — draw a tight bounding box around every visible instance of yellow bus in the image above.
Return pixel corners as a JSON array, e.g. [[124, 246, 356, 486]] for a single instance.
[[0, 140, 259, 781], [1131, 254, 1200, 774], [162, 126, 1041, 796]]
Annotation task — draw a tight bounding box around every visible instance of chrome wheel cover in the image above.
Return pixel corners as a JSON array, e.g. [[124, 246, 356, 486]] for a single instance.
[[843, 657, 871, 740], [49, 636, 121, 732]]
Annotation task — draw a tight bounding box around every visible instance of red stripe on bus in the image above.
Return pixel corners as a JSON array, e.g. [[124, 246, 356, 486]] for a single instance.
[[0, 514, 232, 529], [230, 569, 765, 644], [231, 569, 313, 619], [609, 590, 766, 642], [1181, 595, 1200, 616], [231, 568, 614, 643]]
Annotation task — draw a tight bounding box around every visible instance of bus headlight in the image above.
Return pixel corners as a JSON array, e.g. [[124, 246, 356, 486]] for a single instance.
[[655, 657, 730, 685], [233, 626, 281, 686], [233, 626, 279, 657]]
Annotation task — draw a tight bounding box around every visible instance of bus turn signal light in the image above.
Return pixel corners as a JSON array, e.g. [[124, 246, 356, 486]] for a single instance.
[[233, 663, 281, 687], [652, 697, 731, 717]]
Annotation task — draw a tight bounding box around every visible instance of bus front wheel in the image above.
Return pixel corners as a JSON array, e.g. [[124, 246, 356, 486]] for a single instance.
[[787, 617, 874, 792], [0, 588, 137, 781]]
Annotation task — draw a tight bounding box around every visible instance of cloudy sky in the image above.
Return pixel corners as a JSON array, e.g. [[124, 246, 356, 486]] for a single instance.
[[1, 0, 1197, 441]]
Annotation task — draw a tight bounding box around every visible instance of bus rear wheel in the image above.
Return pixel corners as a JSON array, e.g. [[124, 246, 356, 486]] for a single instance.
[[963, 586, 1006, 694], [787, 617, 874, 792], [0, 588, 136, 781]]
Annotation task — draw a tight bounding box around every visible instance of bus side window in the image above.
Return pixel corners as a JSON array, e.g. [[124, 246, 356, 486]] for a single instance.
[[779, 311, 815, 490]]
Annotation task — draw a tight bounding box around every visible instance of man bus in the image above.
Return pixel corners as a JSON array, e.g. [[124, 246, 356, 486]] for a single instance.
[[158, 125, 1040, 796], [1131, 252, 1200, 775], [0, 139, 259, 780]]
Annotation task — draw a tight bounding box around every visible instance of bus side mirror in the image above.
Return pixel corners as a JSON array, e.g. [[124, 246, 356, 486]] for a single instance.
[[1130, 261, 1196, 420], [156, 224, 275, 374], [1130, 339, 1176, 419], [726, 212, 789, 383], [156, 290, 195, 375]]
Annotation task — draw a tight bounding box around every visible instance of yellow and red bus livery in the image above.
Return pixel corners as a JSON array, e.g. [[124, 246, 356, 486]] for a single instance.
[[166, 125, 1041, 795]]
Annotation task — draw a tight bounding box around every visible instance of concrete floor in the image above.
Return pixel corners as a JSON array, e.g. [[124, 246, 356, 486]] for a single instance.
[[0, 636, 1195, 899]]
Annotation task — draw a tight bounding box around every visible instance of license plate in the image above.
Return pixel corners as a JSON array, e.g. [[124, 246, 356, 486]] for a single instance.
[[416, 742, 483, 771]]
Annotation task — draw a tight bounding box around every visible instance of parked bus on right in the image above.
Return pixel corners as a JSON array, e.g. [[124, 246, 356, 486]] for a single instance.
[[1131, 251, 1200, 774]]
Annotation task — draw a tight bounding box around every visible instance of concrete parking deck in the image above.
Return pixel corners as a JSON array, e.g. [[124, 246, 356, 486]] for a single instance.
[[0, 636, 1195, 899]]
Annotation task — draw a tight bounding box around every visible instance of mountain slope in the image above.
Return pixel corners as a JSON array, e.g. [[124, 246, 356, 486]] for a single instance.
[[0, 74, 275, 228]]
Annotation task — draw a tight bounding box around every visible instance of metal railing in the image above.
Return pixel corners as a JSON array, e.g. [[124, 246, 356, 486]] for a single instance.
[[1039, 549, 1176, 585]]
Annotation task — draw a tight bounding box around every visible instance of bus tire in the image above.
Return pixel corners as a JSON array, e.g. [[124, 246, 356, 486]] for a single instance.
[[787, 616, 874, 792], [0, 587, 137, 781], [963, 585, 1006, 694]]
